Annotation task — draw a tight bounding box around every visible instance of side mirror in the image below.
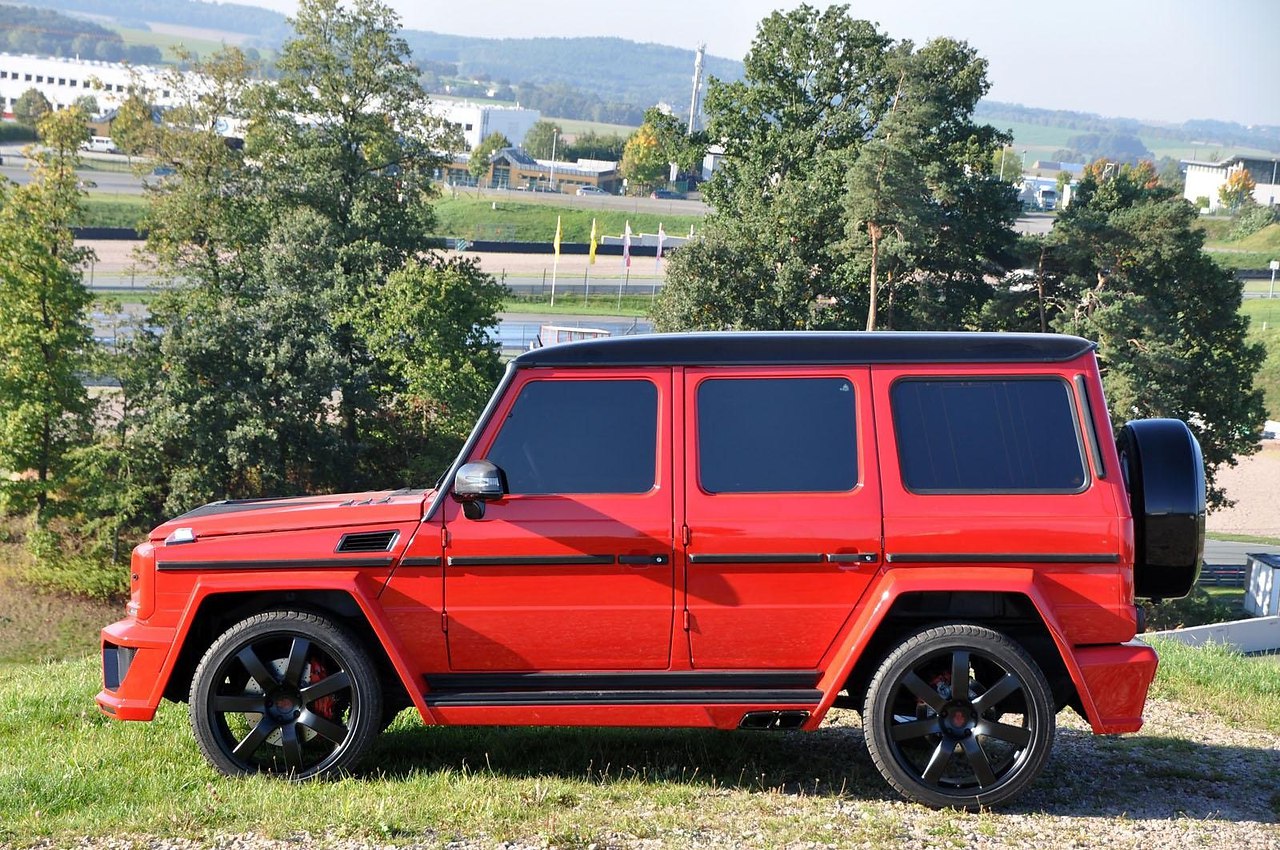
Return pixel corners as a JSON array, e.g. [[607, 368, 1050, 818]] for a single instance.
[[453, 460, 506, 519]]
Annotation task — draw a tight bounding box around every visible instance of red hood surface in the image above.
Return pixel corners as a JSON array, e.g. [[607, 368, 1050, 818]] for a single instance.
[[149, 489, 432, 542]]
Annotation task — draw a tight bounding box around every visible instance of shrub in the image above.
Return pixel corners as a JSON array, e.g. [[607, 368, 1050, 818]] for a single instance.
[[1229, 203, 1279, 241], [0, 122, 38, 143]]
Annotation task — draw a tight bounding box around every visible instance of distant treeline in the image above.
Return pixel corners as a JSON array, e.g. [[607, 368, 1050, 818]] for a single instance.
[[0, 5, 161, 64], [976, 101, 1280, 154], [13, 0, 293, 50]]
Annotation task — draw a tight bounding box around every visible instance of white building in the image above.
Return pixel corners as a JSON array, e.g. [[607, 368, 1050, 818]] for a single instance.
[[435, 101, 540, 151], [0, 52, 179, 118], [1183, 155, 1280, 211]]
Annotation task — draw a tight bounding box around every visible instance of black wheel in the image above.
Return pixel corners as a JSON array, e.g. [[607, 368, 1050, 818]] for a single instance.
[[189, 610, 382, 779], [863, 624, 1054, 809]]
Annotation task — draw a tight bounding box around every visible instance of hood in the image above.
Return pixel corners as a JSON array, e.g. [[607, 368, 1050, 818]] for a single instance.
[[150, 488, 433, 542]]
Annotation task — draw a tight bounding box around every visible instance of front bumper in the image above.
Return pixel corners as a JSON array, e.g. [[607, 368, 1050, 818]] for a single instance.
[[96, 618, 177, 721]]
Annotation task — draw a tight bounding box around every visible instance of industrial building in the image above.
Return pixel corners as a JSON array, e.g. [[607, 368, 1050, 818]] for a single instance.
[[1182, 154, 1280, 211], [0, 52, 178, 118]]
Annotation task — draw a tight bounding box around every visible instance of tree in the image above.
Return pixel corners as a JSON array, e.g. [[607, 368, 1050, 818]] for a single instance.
[[655, 5, 1017, 333], [523, 120, 562, 158], [0, 107, 96, 518], [468, 131, 511, 184], [73, 94, 99, 116], [1218, 168, 1256, 211], [993, 147, 1022, 182], [620, 123, 667, 190], [992, 161, 1265, 507], [13, 88, 51, 127]]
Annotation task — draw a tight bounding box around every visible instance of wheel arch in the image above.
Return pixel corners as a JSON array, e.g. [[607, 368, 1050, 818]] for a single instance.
[[811, 570, 1098, 728], [161, 580, 423, 722]]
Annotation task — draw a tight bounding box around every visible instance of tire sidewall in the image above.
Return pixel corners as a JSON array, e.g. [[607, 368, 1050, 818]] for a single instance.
[[189, 609, 383, 780], [863, 623, 1055, 809]]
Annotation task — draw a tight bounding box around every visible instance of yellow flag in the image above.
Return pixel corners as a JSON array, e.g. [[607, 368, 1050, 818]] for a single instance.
[[553, 215, 562, 258], [589, 218, 598, 265]]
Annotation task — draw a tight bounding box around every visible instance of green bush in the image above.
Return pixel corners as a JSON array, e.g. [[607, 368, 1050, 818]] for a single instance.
[[1141, 586, 1239, 630], [19, 520, 129, 601], [1230, 203, 1279, 241], [1194, 195, 1210, 210], [0, 122, 38, 143]]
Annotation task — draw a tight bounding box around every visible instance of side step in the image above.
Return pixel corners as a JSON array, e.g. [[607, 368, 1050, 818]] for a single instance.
[[423, 670, 822, 708]]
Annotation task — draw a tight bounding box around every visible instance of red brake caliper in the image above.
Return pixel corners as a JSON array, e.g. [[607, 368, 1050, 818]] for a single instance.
[[308, 658, 336, 720]]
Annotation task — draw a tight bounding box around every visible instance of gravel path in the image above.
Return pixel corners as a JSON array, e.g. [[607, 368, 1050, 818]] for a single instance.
[[1207, 441, 1280, 538]]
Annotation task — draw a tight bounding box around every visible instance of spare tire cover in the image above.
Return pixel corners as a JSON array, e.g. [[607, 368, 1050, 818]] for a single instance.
[[1118, 419, 1206, 599]]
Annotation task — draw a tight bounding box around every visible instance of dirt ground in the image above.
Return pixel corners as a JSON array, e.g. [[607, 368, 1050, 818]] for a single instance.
[[1206, 440, 1280, 538], [79, 240, 661, 280]]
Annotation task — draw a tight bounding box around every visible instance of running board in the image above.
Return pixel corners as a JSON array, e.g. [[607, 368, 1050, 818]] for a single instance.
[[423, 670, 822, 708]]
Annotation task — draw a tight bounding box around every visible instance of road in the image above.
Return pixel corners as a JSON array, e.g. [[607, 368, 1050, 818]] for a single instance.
[[1, 146, 147, 194], [1203, 538, 1280, 566]]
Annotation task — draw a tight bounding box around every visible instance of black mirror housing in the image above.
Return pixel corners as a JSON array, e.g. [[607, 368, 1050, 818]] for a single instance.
[[453, 460, 506, 503]]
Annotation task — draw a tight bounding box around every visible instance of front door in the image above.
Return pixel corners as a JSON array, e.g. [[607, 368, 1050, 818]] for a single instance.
[[441, 369, 675, 671], [681, 368, 882, 669]]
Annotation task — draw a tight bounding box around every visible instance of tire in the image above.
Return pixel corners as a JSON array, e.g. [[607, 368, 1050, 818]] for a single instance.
[[189, 610, 383, 780], [863, 624, 1054, 809], [1117, 418, 1206, 599]]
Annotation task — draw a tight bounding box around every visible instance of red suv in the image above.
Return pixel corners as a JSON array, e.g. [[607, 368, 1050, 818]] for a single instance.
[[98, 332, 1204, 808]]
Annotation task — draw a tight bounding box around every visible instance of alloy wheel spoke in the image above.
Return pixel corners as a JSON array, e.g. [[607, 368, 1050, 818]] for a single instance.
[[297, 708, 348, 744], [902, 671, 947, 712], [213, 694, 265, 714], [951, 650, 971, 699], [961, 734, 998, 786], [231, 715, 276, 760], [921, 740, 956, 784], [891, 717, 942, 742], [972, 673, 1022, 714], [301, 670, 351, 702], [976, 719, 1032, 748], [236, 646, 279, 690], [282, 637, 311, 688], [279, 721, 304, 771]]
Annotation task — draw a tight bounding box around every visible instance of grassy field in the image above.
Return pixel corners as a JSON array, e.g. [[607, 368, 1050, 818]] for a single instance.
[[112, 25, 233, 61], [82, 193, 147, 229], [432, 196, 703, 243], [1242, 298, 1280, 420]]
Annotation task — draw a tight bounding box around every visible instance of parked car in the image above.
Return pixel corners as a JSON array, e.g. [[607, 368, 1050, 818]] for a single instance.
[[650, 188, 685, 200], [97, 332, 1204, 808], [576, 186, 607, 196]]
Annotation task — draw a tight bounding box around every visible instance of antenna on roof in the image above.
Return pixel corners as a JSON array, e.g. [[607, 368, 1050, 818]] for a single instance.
[[688, 43, 706, 135]]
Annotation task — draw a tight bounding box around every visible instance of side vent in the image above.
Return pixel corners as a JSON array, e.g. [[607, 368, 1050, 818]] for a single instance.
[[336, 530, 399, 553]]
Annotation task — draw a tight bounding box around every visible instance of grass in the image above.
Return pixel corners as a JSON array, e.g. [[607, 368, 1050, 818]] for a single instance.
[[432, 196, 703, 243], [112, 25, 233, 62], [1241, 299, 1280, 420], [1206, 531, 1280, 546], [82, 193, 147, 229], [1146, 638, 1280, 732], [502, 294, 654, 318]]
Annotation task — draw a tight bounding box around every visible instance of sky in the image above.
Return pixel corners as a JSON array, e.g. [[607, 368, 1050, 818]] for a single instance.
[[235, 0, 1280, 127]]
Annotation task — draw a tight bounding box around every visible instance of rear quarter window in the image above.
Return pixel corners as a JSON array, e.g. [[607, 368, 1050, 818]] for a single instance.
[[891, 378, 1087, 494]]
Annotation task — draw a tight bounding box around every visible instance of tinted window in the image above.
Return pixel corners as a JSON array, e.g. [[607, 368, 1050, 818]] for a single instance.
[[892, 379, 1086, 493], [487, 379, 657, 494], [697, 377, 857, 493]]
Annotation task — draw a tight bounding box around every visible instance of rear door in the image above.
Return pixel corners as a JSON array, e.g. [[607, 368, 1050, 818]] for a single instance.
[[440, 368, 676, 671], [681, 368, 882, 669]]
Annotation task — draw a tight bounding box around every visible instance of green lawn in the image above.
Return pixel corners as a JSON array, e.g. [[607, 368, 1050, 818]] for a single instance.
[[432, 196, 703, 243], [82, 193, 147, 229]]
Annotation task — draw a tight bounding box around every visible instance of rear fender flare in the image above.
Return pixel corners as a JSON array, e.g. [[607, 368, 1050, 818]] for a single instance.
[[808, 568, 1100, 731]]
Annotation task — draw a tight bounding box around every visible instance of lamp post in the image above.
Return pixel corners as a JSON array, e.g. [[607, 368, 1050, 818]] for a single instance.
[[549, 128, 558, 191], [1021, 149, 1028, 172], [1270, 259, 1278, 299]]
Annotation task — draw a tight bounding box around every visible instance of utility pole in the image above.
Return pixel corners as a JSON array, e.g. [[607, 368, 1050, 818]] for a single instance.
[[549, 128, 558, 191]]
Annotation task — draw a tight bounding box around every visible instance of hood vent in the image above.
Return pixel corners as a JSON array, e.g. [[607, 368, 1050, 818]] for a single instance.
[[336, 530, 399, 553]]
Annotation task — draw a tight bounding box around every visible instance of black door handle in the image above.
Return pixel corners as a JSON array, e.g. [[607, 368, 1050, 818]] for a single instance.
[[618, 554, 669, 566]]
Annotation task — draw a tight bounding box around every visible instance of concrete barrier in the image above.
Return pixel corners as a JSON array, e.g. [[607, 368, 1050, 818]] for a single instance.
[[1141, 616, 1280, 653]]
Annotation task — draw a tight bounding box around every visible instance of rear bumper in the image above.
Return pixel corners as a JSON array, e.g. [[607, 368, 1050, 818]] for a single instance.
[[96, 618, 177, 722], [1074, 642, 1158, 734]]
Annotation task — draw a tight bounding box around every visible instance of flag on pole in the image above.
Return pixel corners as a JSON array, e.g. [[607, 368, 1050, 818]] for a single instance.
[[553, 215, 562, 258], [589, 218, 598, 265], [623, 220, 632, 268], [656, 222, 666, 271]]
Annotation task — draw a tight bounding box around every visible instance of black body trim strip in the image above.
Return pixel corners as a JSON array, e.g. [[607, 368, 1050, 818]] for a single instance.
[[424, 688, 824, 707], [688, 553, 825, 565], [448, 555, 615, 567], [425, 670, 820, 692], [399, 556, 442, 567], [156, 557, 394, 571], [885, 553, 1120, 564]]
